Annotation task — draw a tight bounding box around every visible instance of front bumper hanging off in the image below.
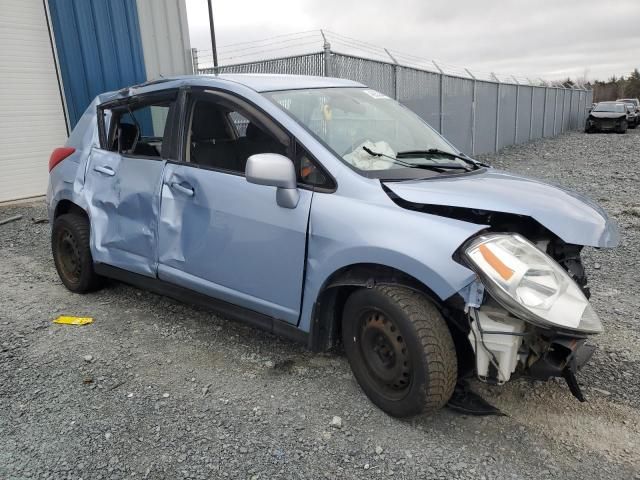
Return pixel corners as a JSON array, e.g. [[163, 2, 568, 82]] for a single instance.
[[527, 337, 596, 402]]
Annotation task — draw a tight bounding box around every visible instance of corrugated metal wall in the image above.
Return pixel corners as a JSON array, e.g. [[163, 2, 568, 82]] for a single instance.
[[516, 86, 533, 144], [396, 67, 441, 131], [48, 0, 147, 127], [474, 82, 499, 155], [442, 76, 474, 154], [136, 0, 191, 79], [330, 54, 396, 99], [530, 87, 545, 139]]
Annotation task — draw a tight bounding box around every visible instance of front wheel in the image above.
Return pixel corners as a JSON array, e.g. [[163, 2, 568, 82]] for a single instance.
[[618, 120, 628, 133], [342, 286, 457, 417]]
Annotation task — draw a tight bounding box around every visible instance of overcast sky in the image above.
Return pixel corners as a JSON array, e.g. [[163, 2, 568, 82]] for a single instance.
[[185, 0, 640, 82]]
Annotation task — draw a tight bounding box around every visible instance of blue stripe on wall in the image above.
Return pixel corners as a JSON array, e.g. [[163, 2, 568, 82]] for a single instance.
[[48, 0, 147, 128]]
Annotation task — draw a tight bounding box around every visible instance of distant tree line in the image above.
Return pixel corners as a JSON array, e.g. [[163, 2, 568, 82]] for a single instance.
[[588, 68, 640, 102]]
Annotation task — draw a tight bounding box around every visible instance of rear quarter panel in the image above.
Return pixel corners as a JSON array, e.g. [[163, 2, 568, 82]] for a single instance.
[[47, 95, 116, 222]]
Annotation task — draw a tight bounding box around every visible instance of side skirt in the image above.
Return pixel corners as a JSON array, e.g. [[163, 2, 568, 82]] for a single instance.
[[94, 263, 309, 346]]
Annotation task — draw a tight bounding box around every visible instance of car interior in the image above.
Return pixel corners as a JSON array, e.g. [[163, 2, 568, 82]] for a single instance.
[[187, 100, 287, 173], [104, 96, 331, 188], [109, 102, 171, 158]]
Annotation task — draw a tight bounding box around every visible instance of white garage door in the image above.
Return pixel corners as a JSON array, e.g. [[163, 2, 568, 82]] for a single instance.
[[0, 0, 68, 202]]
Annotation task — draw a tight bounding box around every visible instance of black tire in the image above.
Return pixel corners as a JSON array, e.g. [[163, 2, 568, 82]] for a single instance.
[[342, 286, 457, 417], [618, 120, 628, 133], [52, 213, 102, 293]]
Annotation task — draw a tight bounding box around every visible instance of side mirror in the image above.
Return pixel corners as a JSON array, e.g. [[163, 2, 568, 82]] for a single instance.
[[245, 153, 299, 209]]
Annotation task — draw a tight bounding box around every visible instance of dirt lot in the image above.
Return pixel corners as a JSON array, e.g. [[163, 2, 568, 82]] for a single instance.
[[1, 128, 639, 479]]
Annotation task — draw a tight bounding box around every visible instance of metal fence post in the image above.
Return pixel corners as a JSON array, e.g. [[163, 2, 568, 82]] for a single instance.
[[553, 88, 558, 135], [527, 79, 535, 140], [492, 73, 500, 151], [512, 76, 519, 144], [191, 48, 199, 74], [384, 48, 399, 100], [582, 87, 589, 125], [542, 85, 548, 137], [465, 68, 477, 155], [560, 88, 566, 132], [320, 30, 332, 77], [433, 61, 445, 134], [569, 87, 574, 129]]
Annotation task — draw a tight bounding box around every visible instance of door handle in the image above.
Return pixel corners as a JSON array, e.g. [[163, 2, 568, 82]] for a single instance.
[[94, 165, 115, 176], [169, 182, 194, 197]]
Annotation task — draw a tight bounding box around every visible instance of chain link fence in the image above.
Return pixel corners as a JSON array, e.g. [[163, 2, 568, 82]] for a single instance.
[[195, 41, 592, 155]]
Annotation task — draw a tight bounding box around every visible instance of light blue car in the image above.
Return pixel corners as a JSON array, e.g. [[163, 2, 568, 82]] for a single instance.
[[47, 74, 618, 417]]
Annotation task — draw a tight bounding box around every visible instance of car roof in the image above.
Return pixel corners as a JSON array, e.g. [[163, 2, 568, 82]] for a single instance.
[[217, 73, 365, 91], [130, 74, 366, 93]]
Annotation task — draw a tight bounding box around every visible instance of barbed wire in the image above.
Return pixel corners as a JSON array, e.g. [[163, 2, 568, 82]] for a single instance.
[[194, 29, 589, 86]]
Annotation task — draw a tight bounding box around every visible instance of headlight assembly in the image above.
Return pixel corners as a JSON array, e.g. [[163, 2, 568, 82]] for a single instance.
[[463, 234, 602, 334]]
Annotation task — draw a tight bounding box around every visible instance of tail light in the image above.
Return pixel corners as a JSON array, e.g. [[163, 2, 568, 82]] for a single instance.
[[49, 147, 76, 172]]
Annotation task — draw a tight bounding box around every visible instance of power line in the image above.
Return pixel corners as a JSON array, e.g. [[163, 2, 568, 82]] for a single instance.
[[216, 40, 323, 62], [198, 29, 321, 54], [216, 33, 321, 56]]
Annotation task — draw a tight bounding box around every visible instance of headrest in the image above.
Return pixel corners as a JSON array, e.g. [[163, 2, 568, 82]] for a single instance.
[[246, 122, 270, 140], [118, 122, 138, 152], [191, 103, 230, 141]]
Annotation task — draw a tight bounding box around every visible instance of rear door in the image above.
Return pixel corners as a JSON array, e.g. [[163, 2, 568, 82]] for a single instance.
[[85, 91, 178, 277], [156, 89, 318, 324]]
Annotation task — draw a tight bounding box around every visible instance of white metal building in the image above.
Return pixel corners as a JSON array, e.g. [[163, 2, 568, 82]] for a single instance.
[[0, 0, 191, 203]]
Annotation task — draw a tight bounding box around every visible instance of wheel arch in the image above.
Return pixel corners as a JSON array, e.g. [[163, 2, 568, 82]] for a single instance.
[[308, 262, 455, 352], [53, 199, 88, 220]]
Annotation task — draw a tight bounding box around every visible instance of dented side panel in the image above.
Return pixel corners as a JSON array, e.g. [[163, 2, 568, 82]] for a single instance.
[[84, 149, 165, 277], [156, 163, 313, 324], [298, 187, 486, 332]]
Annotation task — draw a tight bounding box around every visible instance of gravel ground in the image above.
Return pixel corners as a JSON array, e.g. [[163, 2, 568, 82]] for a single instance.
[[1, 129, 639, 480]]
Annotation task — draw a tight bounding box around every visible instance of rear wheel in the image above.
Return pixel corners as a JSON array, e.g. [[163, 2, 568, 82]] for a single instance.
[[52, 213, 102, 293], [342, 286, 457, 417]]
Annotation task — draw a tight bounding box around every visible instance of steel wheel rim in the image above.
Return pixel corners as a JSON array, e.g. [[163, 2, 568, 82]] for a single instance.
[[57, 228, 82, 284], [358, 309, 411, 400]]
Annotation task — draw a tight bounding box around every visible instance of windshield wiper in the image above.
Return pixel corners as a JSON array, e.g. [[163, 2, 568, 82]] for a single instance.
[[362, 146, 471, 172], [396, 149, 489, 168]]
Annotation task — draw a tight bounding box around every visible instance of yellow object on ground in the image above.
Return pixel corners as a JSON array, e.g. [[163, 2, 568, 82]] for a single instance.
[[53, 316, 94, 326]]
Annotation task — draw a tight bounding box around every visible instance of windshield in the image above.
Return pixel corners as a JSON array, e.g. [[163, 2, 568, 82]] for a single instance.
[[594, 103, 625, 113], [263, 87, 468, 176]]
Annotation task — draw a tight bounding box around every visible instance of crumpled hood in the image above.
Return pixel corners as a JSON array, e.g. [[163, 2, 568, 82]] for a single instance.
[[384, 169, 619, 248]]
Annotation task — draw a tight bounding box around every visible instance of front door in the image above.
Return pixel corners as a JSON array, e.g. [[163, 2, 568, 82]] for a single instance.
[[86, 92, 178, 277], [156, 90, 313, 324], [158, 164, 312, 323]]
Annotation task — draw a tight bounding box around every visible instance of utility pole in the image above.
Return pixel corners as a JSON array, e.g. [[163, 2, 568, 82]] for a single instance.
[[207, 0, 219, 72]]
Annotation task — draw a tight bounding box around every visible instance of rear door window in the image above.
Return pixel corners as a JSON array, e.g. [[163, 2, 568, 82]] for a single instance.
[[101, 93, 178, 159]]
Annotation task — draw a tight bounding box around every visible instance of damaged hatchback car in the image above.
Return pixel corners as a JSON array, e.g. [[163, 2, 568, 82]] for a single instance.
[[47, 74, 618, 417]]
